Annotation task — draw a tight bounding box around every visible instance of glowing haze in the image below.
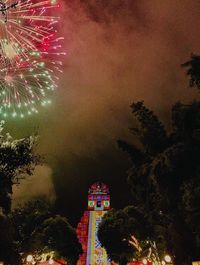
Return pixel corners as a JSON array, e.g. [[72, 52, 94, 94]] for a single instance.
[[11, 0, 200, 223]]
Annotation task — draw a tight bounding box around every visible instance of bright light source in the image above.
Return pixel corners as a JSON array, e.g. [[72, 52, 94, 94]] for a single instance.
[[26, 255, 33, 263], [164, 255, 172, 263], [142, 258, 148, 265]]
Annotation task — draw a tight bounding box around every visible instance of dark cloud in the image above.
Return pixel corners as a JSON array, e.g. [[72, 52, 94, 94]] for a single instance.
[[10, 0, 200, 223], [78, 0, 146, 27]]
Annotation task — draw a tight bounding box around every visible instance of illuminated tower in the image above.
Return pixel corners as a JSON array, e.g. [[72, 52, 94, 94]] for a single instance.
[[77, 182, 111, 265]]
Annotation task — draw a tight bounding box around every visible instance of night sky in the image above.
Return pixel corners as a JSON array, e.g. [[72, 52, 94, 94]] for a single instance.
[[10, 0, 200, 224]]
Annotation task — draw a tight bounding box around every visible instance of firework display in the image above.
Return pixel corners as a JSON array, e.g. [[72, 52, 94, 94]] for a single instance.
[[0, 0, 64, 118], [0, 0, 61, 61], [0, 60, 56, 117]]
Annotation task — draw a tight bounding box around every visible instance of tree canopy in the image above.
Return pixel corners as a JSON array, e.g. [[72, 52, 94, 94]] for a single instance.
[[0, 121, 39, 214], [182, 54, 200, 89], [116, 99, 200, 265], [0, 213, 19, 265], [0, 121, 40, 265], [11, 199, 52, 257], [34, 215, 82, 265], [11, 199, 82, 265], [98, 206, 151, 265], [0, 123, 82, 265]]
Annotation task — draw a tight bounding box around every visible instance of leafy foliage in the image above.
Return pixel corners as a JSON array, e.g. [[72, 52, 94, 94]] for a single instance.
[[182, 54, 200, 89], [34, 215, 82, 265], [0, 123, 40, 265], [0, 121, 40, 214], [11, 199, 82, 265], [115, 100, 200, 265], [129, 101, 168, 155], [0, 213, 20, 265], [98, 206, 150, 265], [11, 199, 52, 257]]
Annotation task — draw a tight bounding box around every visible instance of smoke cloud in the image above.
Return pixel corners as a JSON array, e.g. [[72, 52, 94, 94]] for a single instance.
[[7, 0, 200, 223], [12, 165, 56, 208]]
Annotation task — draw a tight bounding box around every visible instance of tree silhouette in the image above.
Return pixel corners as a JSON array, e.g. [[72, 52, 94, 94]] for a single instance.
[[35, 215, 82, 265], [116, 100, 200, 265], [182, 54, 200, 89], [0, 213, 19, 265], [11, 199, 52, 258], [11, 199, 82, 265], [98, 206, 150, 265], [0, 121, 40, 214]]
